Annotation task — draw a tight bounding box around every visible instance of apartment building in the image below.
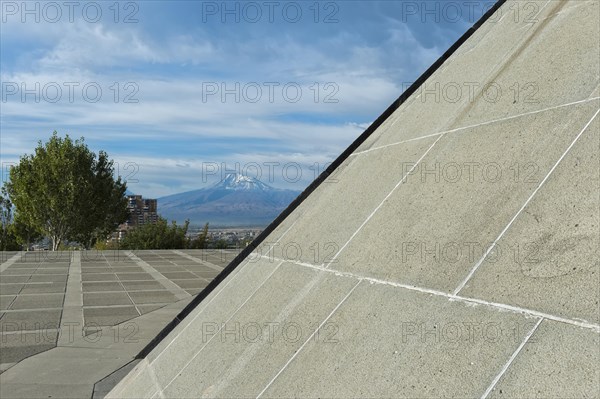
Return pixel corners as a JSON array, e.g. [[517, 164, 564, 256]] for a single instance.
[[116, 195, 159, 240]]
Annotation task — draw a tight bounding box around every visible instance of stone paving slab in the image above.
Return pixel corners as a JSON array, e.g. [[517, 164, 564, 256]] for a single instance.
[[9, 294, 64, 310], [115, 273, 154, 281], [143, 257, 280, 368], [461, 115, 600, 323], [28, 275, 68, 283], [33, 269, 68, 275], [83, 282, 125, 292], [171, 279, 208, 289], [159, 264, 358, 399], [0, 331, 58, 365], [82, 273, 118, 282], [121, 281, 165, 291], [84, 292, 133, 307], [0, 277, 30, 284], [129, 291, 177, 305], [269, 137, 439, 265], [336, 100, 600, 293], [0, 296, 16, 311], [160, 271, 198, 280], [0, 249, 233, 396], [138, 305, 165, 315], [20, 283, 66, 294], [489, 320, 599, 398], [0, 285, 25, 295], [261, 282, 534, 399], [0, 310, 62, 331], [84, 307, 139, 327], [0, 269, 36, 275], [0, 347, 134, 399]]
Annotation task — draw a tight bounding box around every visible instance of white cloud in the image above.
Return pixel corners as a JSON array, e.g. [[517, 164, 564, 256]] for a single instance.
[[1, 4, 458, 197]]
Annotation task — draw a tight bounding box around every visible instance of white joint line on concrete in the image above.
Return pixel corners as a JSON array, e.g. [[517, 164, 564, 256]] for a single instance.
[[351, 96, 600, 157], [0, 252, 23, 272], [151, 260, 286, 399], [125, 251, 190, 301], [103, 253, 143, 316], [453, 295, 599, 332], [206, 270, 332, 398], [255, 279, 362, 399], [480, 317, 544, 399], [57, 251, 84, 346], [326, 134, 445, 269], [152, 250, 213, 283], [171, 250, 224, 272], [263, 255, 600, 332], [125, 220, 300, 386], [453, 107, 600, 296]]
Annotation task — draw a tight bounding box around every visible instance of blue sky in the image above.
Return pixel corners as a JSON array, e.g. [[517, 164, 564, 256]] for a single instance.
[[1, 0, 496, 197]]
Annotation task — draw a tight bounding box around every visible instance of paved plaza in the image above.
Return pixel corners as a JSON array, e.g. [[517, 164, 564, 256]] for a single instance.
[[0, 249, 239, 398]]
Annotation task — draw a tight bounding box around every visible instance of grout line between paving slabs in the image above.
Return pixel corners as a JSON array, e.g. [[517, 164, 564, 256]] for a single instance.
[[255, 279, 363, 399], [125, 252, 190, 301], [150, 260, 286, 398], [150, 250, 213, 285], [480, 318, 544, 399], [104, 252, 143, 316], [326, 134, 445, 268], [261, 255, 600, 333], [453, 107, 600, 295], [171, 250, 226, 272], [5, 253, 56, 317]]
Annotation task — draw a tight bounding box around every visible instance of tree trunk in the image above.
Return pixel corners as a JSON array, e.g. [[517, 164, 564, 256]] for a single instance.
[[52, 236, 61, 251]]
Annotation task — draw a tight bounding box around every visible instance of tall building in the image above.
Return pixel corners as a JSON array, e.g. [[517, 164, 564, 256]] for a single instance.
[[116, 195, 159, 240]]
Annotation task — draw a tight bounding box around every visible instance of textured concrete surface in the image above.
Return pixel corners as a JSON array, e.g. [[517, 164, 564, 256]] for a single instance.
[[488, 320, 600, 398], [108, 1, 600, 398], [261, 283, 535, 399], [461, 115, 600, 324], [337, 100, 599, 292]]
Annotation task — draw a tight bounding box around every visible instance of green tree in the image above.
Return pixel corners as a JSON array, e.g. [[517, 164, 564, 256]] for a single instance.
[[5, 132, 128, 250], [120, 217, 190, 250], [11, 212, 43, 250], [213, 239, 228, 249], [0, 189, 21, 250], [189, 222, 209, 249]]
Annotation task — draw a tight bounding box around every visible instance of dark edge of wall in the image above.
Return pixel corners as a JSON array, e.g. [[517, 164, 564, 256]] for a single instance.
[[135, 0, 508, 360]]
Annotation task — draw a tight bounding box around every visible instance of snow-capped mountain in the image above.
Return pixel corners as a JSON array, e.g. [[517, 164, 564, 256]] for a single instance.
[[216, 173, 271, 191], [158, 174, 300, 227]]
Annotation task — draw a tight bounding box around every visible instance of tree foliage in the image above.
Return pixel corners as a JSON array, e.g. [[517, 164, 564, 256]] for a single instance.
[[189, 222, 209, 249], [0, 190, 21, 250], [120, 217, 190, 250], [5, 132, 128, 250]]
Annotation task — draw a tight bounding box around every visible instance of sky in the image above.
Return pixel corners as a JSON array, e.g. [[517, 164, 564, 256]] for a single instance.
[[1, 0, 496, 197]]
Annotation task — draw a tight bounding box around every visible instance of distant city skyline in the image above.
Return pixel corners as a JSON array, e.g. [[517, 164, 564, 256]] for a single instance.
[[1, 1, 496, 197]]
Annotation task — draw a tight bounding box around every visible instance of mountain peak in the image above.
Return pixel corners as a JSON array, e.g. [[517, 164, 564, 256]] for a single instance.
[[214, 173, 272, 191]]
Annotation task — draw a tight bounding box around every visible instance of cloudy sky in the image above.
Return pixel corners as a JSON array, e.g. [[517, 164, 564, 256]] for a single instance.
[[1, 0, 496, 197]]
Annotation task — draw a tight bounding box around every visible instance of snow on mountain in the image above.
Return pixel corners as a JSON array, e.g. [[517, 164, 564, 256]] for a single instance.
[[214, 173, 272, 191], [157, 174, 300, 227]]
